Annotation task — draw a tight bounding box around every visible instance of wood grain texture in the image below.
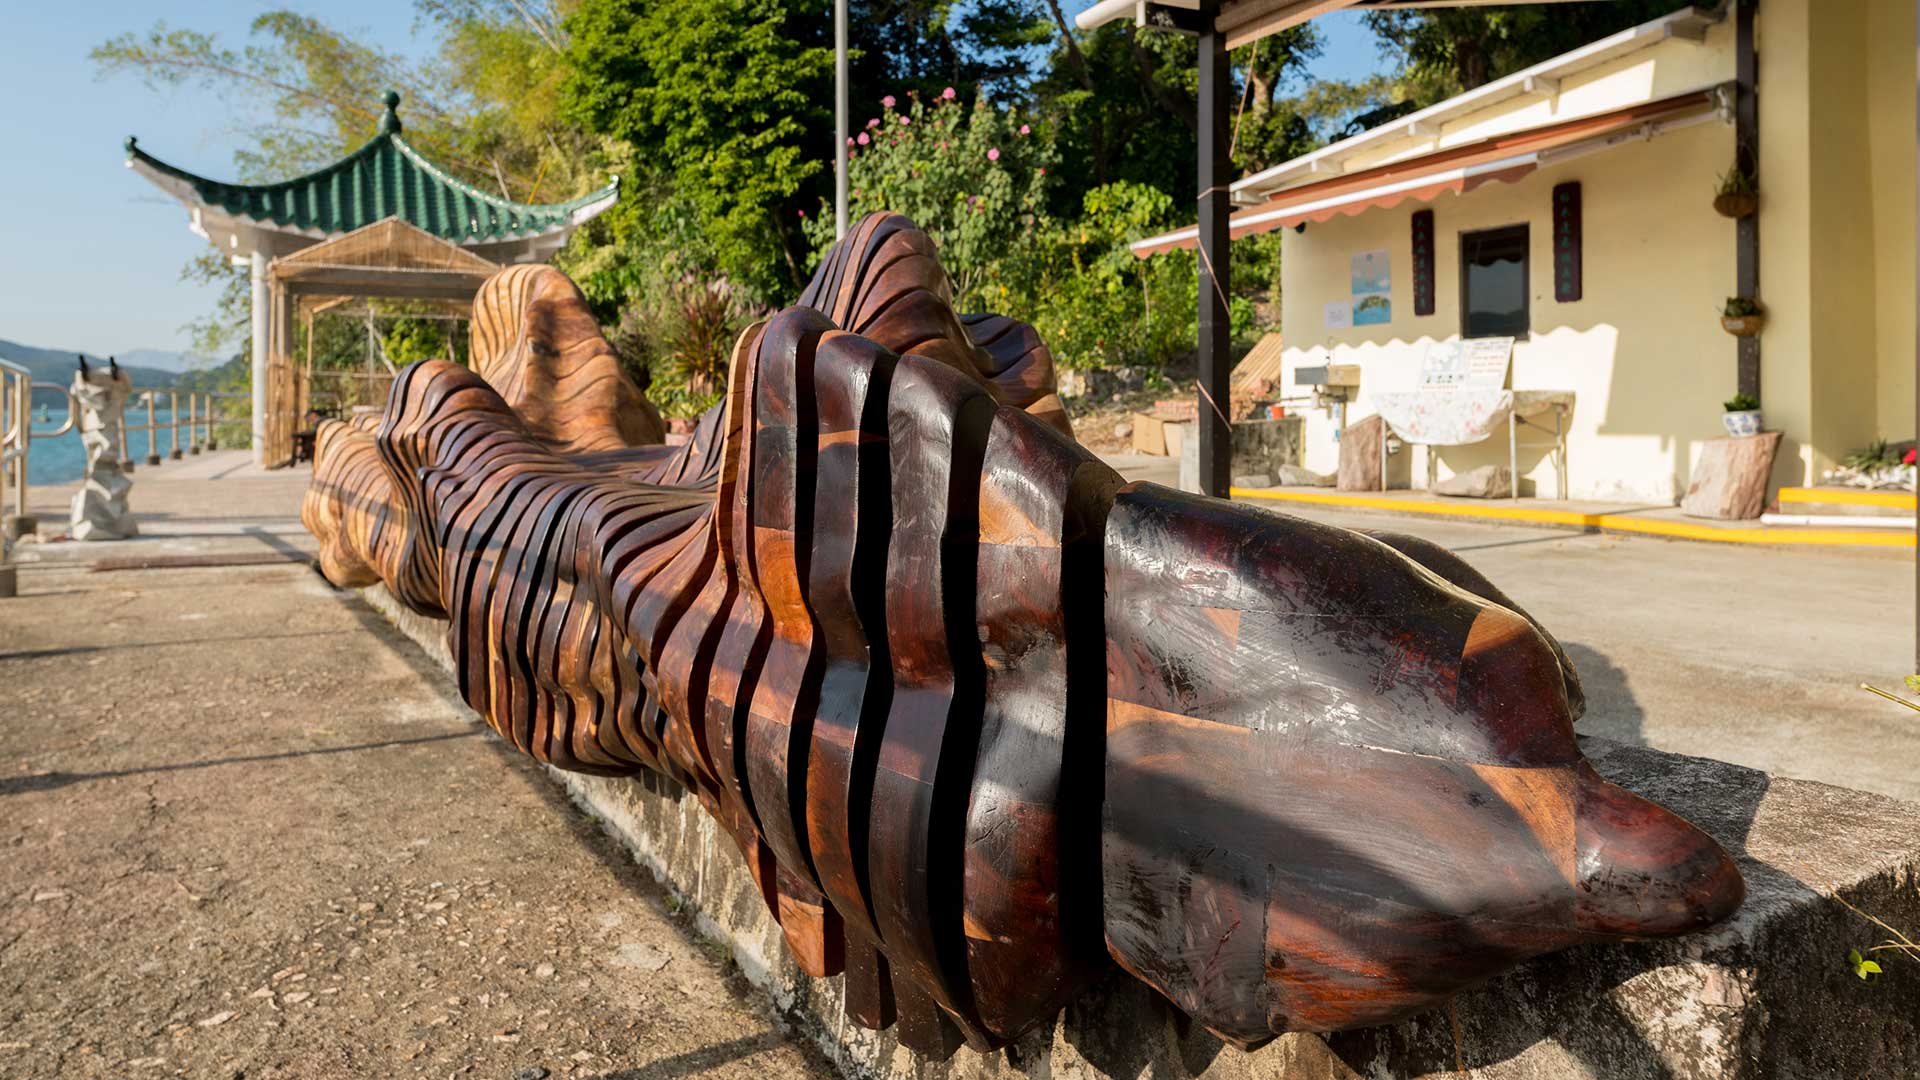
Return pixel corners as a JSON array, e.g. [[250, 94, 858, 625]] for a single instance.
[[305, 213, 1742, 1059]]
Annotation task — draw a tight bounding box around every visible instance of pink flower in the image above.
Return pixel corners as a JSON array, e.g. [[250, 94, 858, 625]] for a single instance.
[[987, 148, 1000, 161], [1907, 448, 1918, 465], [882, 94, 896, 108], [866, 117, 879, 129], [1019, 124, 1030, 135], [798, 209, 807, 218], [937, 141, 947, 149], [1037, 167, 1046, 176], [899, 115, 910, 125], [857, 132, 870, 145], [846, 137, 855, 146], [942, 86, 956, 100]]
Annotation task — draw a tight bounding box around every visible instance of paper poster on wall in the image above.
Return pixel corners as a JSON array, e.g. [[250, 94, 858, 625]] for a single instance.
[[1351, 249, 1392, 326], [1324, 301, 1353, 329], [1419, 337, 1515, 389]]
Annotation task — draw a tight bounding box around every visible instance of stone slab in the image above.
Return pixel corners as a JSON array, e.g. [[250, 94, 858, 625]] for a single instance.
[[1684, 432, 1784, 520], [1435, 464, 1514, 499], [363, 584, 1920, 1080], [1339, 414, 1385, 492]]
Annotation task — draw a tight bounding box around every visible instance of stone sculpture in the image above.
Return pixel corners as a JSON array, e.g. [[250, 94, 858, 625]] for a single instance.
[[303, 214, 1743, 1058], [69, 356, 138, 542]]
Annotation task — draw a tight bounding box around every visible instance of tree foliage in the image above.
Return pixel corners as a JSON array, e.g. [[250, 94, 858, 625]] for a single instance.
[[1363, 2, 1696, 98], [102, 0, 1682, 408]]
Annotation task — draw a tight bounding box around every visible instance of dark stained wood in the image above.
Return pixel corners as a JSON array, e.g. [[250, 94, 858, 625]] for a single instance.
[[304, 213, 1744, 1061], [1101, 484, 1743, 1046]]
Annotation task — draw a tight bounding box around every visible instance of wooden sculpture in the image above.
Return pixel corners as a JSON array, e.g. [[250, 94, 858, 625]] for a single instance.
[[303, 214, 1743, 1057]]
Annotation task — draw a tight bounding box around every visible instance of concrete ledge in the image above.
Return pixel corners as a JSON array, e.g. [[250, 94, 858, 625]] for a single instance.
[[361, 585, 1920, 1079]]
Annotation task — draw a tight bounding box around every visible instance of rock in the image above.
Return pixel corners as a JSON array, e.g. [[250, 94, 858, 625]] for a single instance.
[[1113, 422, 1132, 440], [1277, 464, 1334, 488], [282, 992, 310, 1005], [30, 889, 68, 903], [196, 1011, 235, 1028], [612, 943, 670, 972], [1682, 432, 1783, 520], [515, 1069, 550, 1080], [533, 963, 555, 979], [1433, 464, 1513, 499], [1338, 414, 1386, 492], [1232, 474, 1272, 490]]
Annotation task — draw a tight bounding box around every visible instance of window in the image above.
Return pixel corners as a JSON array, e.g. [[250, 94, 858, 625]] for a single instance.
[[1460, 224, 1530, 338]]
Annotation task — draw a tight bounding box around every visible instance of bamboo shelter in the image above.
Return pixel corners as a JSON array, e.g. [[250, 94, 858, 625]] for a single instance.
[[261, 220, 501, 465]]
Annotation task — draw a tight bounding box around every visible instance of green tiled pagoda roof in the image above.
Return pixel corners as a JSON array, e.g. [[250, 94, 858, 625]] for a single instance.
[[125, 92, 617, 246]]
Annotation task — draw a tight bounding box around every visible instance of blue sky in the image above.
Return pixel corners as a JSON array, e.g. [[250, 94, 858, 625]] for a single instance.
[[0, 3, 1387, 360]]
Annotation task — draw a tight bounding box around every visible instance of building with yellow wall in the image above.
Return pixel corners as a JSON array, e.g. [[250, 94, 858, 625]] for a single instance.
[[1136, 2, 1912, 503]]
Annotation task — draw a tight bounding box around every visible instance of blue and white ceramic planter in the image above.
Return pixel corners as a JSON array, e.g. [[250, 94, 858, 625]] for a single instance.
[[1722, 410, 1763, 438]]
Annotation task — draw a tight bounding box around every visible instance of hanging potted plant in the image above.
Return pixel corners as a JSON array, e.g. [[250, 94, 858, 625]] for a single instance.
[[1722, 393, 1763, 438], [1721, 297, 1765, 337], [1714, 165, 1758, 218]]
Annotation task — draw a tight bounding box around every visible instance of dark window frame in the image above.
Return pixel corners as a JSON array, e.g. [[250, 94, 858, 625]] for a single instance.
[[1459, 223, 1532, 340]]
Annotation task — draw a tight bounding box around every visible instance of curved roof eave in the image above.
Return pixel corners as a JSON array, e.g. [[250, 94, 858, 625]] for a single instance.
[[122, 131, 619, 246]]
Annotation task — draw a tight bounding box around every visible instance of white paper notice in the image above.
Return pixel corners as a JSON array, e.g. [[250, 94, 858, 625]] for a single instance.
[[1324, 301, 1353, 330]]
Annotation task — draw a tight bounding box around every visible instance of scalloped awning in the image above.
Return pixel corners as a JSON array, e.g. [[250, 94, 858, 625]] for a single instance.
[[1130, 89, 1717, 258]]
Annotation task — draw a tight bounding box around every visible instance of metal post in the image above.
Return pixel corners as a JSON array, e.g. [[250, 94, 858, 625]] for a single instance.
[[834, 0, 849, 240], [1195, 2, 1232, 499], [168, 390, 182, 459], [0, 367, 14, 598], [1509, 412, 1519, 501], [1913, 0, 1918, 673]]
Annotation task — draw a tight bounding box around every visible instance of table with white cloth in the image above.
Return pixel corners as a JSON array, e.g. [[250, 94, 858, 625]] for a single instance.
[[1367, 389, 1576, 499]]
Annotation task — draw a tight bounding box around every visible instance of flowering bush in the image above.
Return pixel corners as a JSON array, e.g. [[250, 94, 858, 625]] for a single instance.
[[806, 89, 1204, 371], [806, 89, 1054, 312]]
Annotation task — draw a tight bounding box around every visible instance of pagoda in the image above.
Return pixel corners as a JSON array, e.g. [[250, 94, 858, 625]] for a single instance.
[[127, 91, 618, 464]]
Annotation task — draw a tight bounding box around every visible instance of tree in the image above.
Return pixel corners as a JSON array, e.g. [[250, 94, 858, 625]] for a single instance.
[[1363, 2, 1697, 98], [561, 0, 834, 297]]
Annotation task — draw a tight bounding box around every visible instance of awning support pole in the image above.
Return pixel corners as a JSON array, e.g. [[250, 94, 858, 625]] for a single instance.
[[834, 0, 849, 241], [1735, 0, 1760, 402], [1196, 1, 1232, 498], [1912, 0, 1918, 673], [250, 249, 270, 466]]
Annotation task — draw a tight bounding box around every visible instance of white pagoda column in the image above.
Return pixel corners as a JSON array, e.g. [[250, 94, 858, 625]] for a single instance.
[[250, 248, 269, 465]]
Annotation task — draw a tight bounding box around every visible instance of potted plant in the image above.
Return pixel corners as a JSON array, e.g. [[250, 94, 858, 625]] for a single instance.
[[1723, 392, 1763, 438], [1714, 165, 1758, 218], [1721, 297, 1765, 337]]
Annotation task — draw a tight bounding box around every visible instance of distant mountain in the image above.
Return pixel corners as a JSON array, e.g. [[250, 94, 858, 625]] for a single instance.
[[119, 348, 218, 374], [0, 338, 182, 389]]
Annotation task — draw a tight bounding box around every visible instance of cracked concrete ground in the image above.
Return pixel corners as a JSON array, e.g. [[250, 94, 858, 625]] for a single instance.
[[0, 556, 834, 1080]]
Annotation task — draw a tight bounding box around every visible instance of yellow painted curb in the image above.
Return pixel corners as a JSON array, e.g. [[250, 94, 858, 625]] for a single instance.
[[1777, 486, 1915, 510], [1229, 487, 1915, 549]]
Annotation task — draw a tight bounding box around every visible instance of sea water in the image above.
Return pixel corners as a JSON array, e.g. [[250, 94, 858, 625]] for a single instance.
[[24, 396, 195, 487]]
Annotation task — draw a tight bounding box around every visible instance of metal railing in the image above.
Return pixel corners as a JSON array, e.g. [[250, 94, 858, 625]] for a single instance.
[[0, 357, 31, 597]]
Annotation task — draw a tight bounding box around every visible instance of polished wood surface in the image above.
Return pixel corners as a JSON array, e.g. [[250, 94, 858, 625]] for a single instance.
[[305, 213, 1743, 1058]]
